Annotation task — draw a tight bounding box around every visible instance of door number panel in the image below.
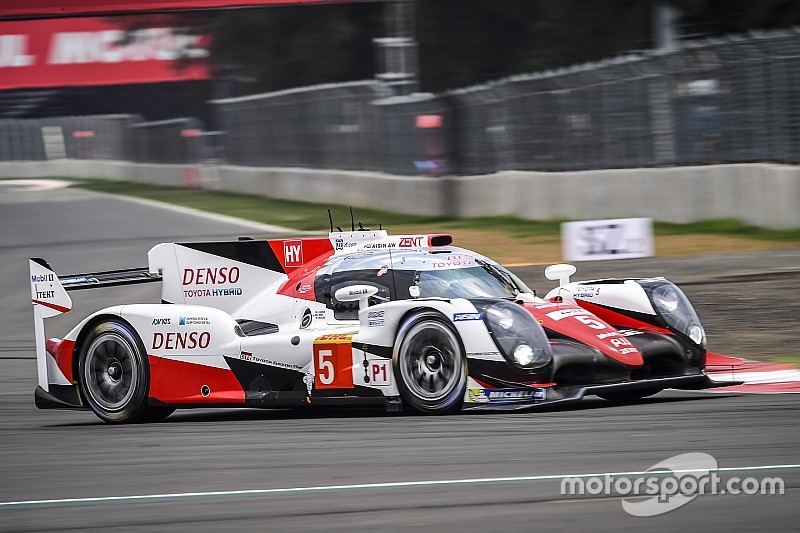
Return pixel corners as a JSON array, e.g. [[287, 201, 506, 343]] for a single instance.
[[313, 333, 355, 389]]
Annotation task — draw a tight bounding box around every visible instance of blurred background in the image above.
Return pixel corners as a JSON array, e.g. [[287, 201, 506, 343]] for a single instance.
[[1, 0, 800, 176]]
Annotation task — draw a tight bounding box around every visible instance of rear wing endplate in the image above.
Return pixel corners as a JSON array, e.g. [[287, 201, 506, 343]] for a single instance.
[[29, 258, 162, 392]]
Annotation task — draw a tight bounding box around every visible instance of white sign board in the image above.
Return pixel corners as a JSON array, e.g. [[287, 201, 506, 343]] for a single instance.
[[562, 217, 654, 261], [41, 126, 66, 160]]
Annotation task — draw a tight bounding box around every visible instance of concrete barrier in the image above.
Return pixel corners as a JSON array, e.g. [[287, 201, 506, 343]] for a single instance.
[[1, 160, 798, 229]]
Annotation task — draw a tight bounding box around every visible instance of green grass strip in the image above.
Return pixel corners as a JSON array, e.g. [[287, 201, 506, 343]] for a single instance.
[[6, 176, 800, 242]]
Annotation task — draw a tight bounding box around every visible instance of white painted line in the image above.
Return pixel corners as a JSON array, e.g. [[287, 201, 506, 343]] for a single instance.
[[1, 464, 798, 510], [0, 179, 71, 191], [85, 189, 316, 236], [1, 179, 316, 234], [550, 495, 650, 505]]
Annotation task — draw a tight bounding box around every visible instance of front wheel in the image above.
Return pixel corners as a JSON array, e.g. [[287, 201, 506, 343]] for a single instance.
[[393, 313, 467, 414], [78, 320, 154, 423], [598, 388, 663, 404]]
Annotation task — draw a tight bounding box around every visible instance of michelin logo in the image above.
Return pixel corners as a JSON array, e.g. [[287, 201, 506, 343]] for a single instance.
[[468, 387, 546, 403], [453, 312, 482, 321], [487, 389, 546, 401], [467, 388, 489, 403]]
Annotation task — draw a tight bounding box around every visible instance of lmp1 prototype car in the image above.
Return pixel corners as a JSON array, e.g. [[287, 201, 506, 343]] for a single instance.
[[29, 228, 737, 423]]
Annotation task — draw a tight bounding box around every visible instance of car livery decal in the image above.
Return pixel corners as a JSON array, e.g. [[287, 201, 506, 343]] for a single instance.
[[313, 333, 355, 389]]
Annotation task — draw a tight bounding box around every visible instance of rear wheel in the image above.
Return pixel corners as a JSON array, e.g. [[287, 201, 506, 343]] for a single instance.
[[78, 320, 158, 423], [598, 388, 663, 403], [393, 313, 467, 414]]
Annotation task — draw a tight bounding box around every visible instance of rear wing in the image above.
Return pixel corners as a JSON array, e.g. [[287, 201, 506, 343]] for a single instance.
[[30, 258, 162, 317], [59, 266, 161, 291], [29, 258, 161, 392]]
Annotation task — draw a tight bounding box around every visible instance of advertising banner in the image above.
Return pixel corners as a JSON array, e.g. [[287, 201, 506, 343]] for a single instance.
[[0, 17, 210, 89]]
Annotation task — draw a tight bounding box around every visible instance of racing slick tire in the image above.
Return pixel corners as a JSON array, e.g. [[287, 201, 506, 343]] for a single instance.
[[393, 312, 468, 414], [598, 388, 663, 403], [77, 320, 157, 424]]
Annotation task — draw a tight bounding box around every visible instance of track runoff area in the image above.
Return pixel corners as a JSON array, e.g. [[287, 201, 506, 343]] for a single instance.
[[1, 180, 798, 529]]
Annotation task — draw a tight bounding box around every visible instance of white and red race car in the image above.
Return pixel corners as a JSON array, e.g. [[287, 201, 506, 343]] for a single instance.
[[30, 228, 738, 423]]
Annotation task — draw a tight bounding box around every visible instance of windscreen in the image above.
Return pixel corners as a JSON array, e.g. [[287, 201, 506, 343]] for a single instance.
[[404, 264, 524, 300]]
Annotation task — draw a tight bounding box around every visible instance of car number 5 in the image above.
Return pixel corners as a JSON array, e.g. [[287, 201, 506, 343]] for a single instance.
[[316, 349, 335, 385], [574, 314, 606, 330]]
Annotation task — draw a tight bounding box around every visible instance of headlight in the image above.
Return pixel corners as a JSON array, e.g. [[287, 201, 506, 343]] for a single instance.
[[638, 279, 706, 348], [688, 325, 704, 345], [475, 300, 552, 370], [513, 344, 535, 366]]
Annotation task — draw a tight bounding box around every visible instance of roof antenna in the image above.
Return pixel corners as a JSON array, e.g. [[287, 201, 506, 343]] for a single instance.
[[358, 221, 365, 231], [379, 223, 382, 230], [327, 209, 334, 233], [349, 207, 355, 232]]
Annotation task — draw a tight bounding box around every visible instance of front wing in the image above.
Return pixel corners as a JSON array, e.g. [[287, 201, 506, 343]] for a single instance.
[[462, 374, 743, 411]]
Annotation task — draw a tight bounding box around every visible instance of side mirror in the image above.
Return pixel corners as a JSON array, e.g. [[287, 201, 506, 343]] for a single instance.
[[334, 285, 379, 312], [544, 263, 576, 287]]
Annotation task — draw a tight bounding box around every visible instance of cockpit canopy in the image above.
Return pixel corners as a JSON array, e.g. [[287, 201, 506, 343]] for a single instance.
[[314, 247, 533, 320]]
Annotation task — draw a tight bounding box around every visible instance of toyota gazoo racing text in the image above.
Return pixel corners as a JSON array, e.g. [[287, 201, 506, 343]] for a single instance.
[[29, 228, 740, 423]]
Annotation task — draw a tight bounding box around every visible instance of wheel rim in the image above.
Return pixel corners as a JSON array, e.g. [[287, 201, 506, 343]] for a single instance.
[[83, 332, 139, 411], [398, 321, 463, 402]]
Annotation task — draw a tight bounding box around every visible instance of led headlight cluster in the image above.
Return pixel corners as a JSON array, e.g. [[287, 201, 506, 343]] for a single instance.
[[477, 300, 552, 370], [638, 279, 706, 347]]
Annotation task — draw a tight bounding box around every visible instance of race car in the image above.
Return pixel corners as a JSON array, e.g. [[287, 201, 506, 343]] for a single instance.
[[29, 227, 739, 423]]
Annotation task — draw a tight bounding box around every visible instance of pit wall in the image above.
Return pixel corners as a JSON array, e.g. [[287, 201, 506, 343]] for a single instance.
[[1, 160, 797, 229]]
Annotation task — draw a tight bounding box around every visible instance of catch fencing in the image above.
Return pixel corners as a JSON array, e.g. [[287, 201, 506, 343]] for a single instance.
[[2, 29, 799, 175], [451, 29, 800, 173], [212, 28, 800, 175], [213, 81, 392, 171], [127, 118, 207, 164], [0, 115, 139, 162], [0, 115, 207, 164]]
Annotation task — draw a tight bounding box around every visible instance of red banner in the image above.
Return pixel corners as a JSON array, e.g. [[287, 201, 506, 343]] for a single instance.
[[0, 17, 210, 89], [0, 1, 373, 20]]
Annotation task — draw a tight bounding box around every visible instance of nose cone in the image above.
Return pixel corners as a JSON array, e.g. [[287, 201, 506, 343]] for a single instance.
[[522, 302, 644, 366]]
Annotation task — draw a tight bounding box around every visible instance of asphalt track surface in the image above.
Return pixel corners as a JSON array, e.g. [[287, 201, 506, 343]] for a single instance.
[[1, 185, 798, 531]]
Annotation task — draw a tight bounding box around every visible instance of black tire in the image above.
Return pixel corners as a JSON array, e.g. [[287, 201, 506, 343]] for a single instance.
[[598, 388, 663, 403], [393, 312, 467, 414], [78, 320, 154, 424]]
